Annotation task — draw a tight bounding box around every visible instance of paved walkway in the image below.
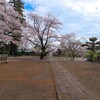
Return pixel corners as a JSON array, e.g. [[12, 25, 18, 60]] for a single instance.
[[50, 60, 100, 100]]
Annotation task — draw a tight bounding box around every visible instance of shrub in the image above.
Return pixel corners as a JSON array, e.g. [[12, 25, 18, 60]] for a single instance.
[[97, 52, 100, 61], [85, 51, 98, 62]]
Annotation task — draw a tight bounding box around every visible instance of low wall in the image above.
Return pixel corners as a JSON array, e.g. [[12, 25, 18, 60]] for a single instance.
[[0, 54, 8, 63]]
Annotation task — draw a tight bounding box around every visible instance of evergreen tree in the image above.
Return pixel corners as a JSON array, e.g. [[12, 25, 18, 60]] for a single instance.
[[82, 37, 100, 53], [9, 0, 24, 17]]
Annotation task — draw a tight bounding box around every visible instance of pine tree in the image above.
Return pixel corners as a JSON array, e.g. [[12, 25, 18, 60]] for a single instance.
[[82, 37, 100, 53], [9, 0, 24, 17]]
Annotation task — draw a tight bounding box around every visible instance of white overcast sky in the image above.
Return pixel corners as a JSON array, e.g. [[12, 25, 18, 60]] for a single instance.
[[20, 0, 100, 38]]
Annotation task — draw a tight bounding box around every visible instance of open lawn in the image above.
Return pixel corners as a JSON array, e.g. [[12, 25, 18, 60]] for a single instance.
[[0, 60, 57, 100], [59, 60, 100, 97]]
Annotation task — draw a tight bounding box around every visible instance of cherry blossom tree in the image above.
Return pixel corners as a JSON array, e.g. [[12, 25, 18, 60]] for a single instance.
[[60, 33, 83, 59], [24, 13, 62, 59], [0, 0, 23, 54]]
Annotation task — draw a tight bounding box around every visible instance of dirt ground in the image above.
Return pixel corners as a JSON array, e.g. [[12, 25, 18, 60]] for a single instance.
[[0, 61, 57, 100], [59, 60, 100, 97]]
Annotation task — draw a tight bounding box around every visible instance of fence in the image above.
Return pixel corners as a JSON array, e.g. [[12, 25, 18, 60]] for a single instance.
[[0, 54, 8, 63]]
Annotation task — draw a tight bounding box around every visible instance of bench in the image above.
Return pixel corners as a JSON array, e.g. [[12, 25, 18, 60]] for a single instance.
[[0, 54, 8, 63]]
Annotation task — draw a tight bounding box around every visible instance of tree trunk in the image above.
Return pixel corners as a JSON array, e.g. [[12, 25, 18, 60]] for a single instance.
[[40, 53, 44, 59], [13, 44, 18, 56], [10, 42, 13, 55], [92, 42, 95, 53], [40, 48, 45, 60], [72, 54, 75, 59]]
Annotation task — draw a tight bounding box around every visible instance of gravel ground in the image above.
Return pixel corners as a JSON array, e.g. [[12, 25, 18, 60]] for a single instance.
[[0, 61, 57, 100]]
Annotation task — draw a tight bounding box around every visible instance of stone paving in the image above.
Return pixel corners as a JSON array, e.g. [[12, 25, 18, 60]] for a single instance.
[[50, 60, 100, 100]]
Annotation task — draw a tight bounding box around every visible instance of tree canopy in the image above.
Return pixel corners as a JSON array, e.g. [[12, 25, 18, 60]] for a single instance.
[[82, 37, 100, 53], [23, 13, 62, 59]]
